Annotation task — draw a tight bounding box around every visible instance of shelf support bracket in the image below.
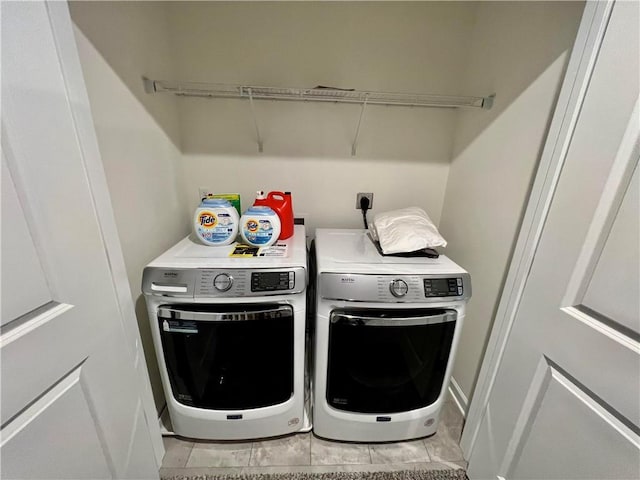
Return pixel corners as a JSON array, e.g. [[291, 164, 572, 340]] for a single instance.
[[142, 76, 156, 94], [247, 88, 264, 153], [482, 94, 496, 110], [351, 94, 369, 156]]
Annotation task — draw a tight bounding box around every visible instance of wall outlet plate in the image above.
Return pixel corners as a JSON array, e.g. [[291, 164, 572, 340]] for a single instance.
[[294, 212, 308, 226], [356, 192, 374, 209]]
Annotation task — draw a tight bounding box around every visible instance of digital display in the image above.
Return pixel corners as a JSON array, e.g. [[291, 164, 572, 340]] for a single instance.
[[256, 272, 282, 286], [424, 277, 462, 297], [251, 271, 293, 292]]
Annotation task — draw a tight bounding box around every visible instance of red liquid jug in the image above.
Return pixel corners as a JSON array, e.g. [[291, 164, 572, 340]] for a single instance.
[[253, 191, 294, 240]]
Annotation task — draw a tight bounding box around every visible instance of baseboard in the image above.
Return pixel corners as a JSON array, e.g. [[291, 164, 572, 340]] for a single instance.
[[447, 376, 468, 418]]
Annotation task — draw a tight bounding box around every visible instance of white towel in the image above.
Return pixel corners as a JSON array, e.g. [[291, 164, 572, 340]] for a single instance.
[[372, 207, 447, 254]]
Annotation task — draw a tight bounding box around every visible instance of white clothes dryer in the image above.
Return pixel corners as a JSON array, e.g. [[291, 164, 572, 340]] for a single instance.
[[312, 229, 471, 442], [142, 225, 308, 440]]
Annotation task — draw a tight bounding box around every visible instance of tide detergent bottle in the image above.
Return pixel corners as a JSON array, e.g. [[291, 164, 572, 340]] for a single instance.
[[240, 206, 281, 247], [193, 198, 239, 246], [253, 191, 294, 240]]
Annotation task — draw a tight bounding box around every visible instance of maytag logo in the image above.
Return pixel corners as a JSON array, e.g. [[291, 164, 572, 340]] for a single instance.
[[163, 271, 179, 278], [341, 277, 355, 283]]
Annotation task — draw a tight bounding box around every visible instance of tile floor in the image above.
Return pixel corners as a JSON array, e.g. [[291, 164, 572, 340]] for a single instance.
[[160, 398, 467, 477]]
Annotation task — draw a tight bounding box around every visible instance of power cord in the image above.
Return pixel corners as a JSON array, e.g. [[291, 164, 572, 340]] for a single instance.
[[360, 196, 371, 229]]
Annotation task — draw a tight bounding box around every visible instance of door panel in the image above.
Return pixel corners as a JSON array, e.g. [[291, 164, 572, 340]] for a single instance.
[[0, 156, 52, 325], [549, 307, 640, 428], [582, 166, 639, 335], [508, 360, 638, 480], [0, 366, 112, 479], [0, 302, 79, 425], [467, 1, 640, 477], [1, 2, 158, 478]]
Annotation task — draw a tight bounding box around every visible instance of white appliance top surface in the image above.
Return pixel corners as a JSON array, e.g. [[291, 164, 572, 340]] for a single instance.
[[315, 228, 467, 275], [147, 225, 307, 270]]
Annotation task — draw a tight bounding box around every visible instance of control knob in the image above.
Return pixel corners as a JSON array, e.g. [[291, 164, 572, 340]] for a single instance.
[[389, 279, 409, 297], [213, 273, 233, 292]]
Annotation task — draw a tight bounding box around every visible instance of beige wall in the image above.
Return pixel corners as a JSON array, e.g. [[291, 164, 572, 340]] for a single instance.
[[70, 1, 190, 412], [169, 2, 479, 229], [180, 152, 450, 231], [438, 1, 584, 406]]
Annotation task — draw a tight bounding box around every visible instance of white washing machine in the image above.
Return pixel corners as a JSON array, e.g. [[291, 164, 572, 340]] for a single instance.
[[142, 225, 309, 440], [312, 228, 471, 442]]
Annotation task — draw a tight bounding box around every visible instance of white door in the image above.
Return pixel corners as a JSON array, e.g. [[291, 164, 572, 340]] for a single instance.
[[1, 2, 160, 478], [466, 2, 639, 479]]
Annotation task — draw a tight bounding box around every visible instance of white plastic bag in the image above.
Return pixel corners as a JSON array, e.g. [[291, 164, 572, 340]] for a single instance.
[[372, 207, 447, 254]]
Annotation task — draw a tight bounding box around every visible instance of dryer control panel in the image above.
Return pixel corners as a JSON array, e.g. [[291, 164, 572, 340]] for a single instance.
[[423, 277, 464, 298], [320, 272, 471, 303]]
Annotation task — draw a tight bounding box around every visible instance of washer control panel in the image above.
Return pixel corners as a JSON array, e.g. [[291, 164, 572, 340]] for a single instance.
[[142, 266, 306, 298], [198, 267, 305, 297], [251, 271, 295, 292]]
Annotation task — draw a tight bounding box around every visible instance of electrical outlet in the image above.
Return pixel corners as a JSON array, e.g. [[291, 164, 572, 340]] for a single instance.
[[293, 212, 307, 226], [356, 192, 374, 209], [199, 187, 214, 200]]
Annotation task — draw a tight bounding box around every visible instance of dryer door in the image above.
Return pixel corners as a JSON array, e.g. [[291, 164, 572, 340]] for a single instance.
[[158, 303, 294, 410], [327, 308, 456, 414]]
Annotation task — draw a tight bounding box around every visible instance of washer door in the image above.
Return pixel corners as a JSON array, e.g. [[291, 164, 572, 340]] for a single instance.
[[326, 308, 456, 413], [158, 303, 294, 410]]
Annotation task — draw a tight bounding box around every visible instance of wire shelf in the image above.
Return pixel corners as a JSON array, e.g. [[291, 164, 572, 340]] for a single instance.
[[144, 78, 494, 110], [142, 77, 494, 155]]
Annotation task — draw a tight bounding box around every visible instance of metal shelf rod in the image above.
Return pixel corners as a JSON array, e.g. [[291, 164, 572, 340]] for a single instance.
[[143, 77, 494, 110]]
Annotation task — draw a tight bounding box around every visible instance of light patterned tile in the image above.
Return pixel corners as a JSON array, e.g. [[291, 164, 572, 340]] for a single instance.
[[310, 435, 371, 465], [424, 425, 464, 462], [161, 436, 193, 468], [440, 401, 464, 428], [449, 424, 463, 443], [369, 440, 430, 464], [186, 440, 253, 467], [248, 433, 311, 466]]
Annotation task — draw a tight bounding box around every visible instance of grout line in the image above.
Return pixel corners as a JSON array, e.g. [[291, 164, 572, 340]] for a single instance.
[[422, 438, 432, 463], [367, 443, 373, 464], [247, 441, 255, 467], [183, 440, 195, 468], [308, 433, 312, 466], [421, 441, 431, 465]]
